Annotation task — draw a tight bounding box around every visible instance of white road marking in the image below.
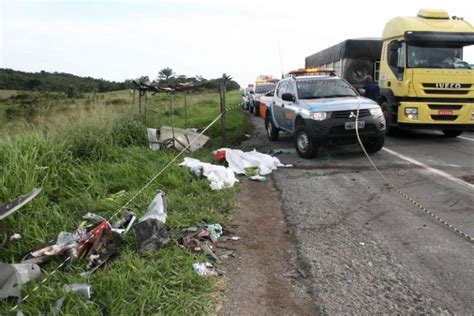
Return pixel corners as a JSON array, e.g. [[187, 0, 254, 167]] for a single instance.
[[457, 136, 474, 142], [382, 147, 474, 190]]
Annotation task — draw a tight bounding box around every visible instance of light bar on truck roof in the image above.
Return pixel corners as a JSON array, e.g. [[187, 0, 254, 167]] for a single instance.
[[288, 68, 336, 76]]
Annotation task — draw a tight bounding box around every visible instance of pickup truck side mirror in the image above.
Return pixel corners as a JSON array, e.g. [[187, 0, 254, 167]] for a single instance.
[[282, 93, 295, 102], [357, 88, 366, 96]]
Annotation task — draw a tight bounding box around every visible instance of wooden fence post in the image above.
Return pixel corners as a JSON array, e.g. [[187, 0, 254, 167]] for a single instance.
[[219, 74, 227, 146]]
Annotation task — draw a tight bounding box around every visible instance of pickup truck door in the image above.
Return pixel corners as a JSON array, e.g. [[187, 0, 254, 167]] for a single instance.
[[272, 81, 287, 129], [283, 81, 297, 132]]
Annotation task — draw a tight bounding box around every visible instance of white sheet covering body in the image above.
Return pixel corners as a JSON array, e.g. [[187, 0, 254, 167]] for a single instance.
[[217, 148, 288, 175], [179, 157, 238, 190]]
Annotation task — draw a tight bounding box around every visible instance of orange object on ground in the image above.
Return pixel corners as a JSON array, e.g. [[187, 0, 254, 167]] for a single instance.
[[215, 150, 226, 161]]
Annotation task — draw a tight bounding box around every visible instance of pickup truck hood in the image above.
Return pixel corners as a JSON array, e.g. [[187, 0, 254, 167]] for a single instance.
[[299, 96, 379, 112]]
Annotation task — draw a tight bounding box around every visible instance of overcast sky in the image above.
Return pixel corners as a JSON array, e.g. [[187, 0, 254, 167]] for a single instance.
[[1, 0, 473, 87]]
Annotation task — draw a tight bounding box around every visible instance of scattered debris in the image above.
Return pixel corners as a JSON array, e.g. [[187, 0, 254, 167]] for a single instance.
[[22, 211, 136, 275], [204, 224, 223, 243], [0, 263, 41, 300], [0, 187, 42, 221], [64, 283, 93, 300], [249, 175, 267, 182], [9, 233, 22, 241], [244, 166, 259, 177], [268, 148, 297, 156], [136, 191, 170, 254], [192, 262, 221, 277], [159, 126, 209, 151], [147, 128, 161, 151], [180, 157, 238, 190], [178, 224, 220, 259]]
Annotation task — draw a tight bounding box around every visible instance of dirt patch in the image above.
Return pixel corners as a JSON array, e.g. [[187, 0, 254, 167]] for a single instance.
[[220, 178, 314, 315]]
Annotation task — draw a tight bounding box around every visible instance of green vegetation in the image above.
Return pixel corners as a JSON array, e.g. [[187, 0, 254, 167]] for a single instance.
[[0, 68, 131, 94], [0, 89, 247, 314]]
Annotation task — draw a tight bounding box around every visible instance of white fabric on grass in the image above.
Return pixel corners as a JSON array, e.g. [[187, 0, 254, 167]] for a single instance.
[[179, 157, 238, 190], [217, 148, 289, 175]]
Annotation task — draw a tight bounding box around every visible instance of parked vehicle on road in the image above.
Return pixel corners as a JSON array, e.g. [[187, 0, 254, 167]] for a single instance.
[[249, 77, 278, 116], [265, 70, 386, 158], [258, 90, 275, 120], [305, 9, 474, 136], [241, 89, 251, 110]]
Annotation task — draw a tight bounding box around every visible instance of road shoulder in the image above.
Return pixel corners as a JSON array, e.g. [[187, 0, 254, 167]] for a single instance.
[[220, 178, 314, 315]]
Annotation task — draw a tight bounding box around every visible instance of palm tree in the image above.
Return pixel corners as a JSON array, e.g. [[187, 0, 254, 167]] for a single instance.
[[158, 67, 175, 83]]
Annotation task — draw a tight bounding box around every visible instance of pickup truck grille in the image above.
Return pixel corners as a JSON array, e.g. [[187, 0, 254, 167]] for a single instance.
[[332, 109, 370, 119]]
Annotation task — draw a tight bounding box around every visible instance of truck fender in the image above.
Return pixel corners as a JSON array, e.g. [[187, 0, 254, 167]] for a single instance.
[[268, 104, 280, 129]]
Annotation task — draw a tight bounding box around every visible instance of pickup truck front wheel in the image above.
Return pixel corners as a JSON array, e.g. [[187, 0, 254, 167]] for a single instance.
[[363, 135, 385, 154], [265, 116, 279, 141], [295, 126, 318, 159]]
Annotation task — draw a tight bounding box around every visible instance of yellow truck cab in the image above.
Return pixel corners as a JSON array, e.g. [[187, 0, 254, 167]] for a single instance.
[[378, 9, 474, 135]]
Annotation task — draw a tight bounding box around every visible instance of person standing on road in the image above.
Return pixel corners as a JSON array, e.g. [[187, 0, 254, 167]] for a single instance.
[[363, 76, 380, 101]]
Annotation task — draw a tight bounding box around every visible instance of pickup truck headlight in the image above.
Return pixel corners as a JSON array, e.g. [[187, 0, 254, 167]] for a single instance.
[[309, 112, 328, 121], [369, 108, 383, 116]]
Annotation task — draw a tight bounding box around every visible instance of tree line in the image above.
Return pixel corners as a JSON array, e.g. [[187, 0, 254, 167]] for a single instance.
[[0, 68, 132, 95], [0, 67, 240, 96]]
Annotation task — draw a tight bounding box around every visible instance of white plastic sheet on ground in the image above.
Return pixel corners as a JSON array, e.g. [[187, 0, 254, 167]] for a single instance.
[[217, 148, 291, 175], [179, 157, 238, 190]]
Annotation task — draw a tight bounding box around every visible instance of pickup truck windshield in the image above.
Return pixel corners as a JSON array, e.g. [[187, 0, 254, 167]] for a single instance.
[[296, 79, 357, 99], [407, 44, 472, 69], [255, 84, 276, 94]]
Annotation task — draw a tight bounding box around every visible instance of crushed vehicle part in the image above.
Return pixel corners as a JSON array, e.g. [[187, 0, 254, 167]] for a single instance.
[[136, 191, 170, 253], [0, 263, 41, 300], [179, 157, 238, 190], [0, 187, 42, 221], [22, 212, 135, 274], [192, 262, 221, 276]]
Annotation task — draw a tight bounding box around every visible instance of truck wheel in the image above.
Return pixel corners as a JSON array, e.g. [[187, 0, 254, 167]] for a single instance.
[[380, 100, 398, 135], [363, 135, 385, 154], [295, 126, 318, 158], [442, 130, 462, 137], [344, 60, 373, 86], [265, 115, 279, 141]]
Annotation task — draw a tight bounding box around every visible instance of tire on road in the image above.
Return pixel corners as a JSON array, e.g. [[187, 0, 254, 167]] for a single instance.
[[380, 100, 398, 135], [295, 125, 318, 159], [363, 135, 385, 154], [442, 130, 463, 137], [265, 115, 279, 141]]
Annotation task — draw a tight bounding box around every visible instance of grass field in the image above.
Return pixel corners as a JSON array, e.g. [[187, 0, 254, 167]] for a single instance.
[[0, 88, 247, 314]]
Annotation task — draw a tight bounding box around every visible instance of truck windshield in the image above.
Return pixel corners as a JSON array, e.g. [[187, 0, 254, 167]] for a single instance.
[[255, 84, 276, 94], [296, 79, 357, 99], [407, 44, 472, 69]]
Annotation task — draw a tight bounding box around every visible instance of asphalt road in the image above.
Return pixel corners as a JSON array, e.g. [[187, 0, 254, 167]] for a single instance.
[[242, 113, 474, 314]]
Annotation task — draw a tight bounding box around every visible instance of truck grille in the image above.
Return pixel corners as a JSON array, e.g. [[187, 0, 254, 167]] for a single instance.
[[431, 115, 458, 121], [422, 84, 471, 95], [332, 109, 370, 119], [428, 104, 462, 110]]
